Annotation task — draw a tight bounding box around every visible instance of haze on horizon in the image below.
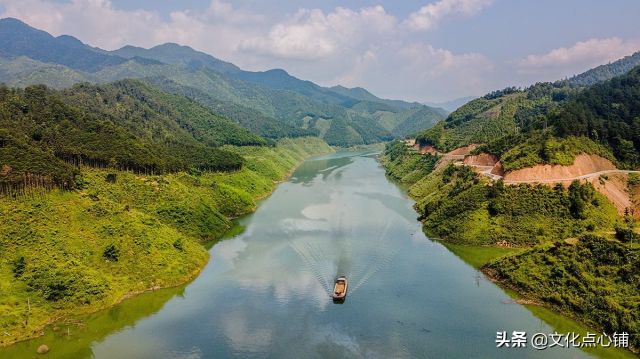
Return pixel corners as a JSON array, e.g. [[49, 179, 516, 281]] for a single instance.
[[0, 0, 639, 103]]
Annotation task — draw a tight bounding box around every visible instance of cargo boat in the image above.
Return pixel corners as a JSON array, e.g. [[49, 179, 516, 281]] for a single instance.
[[332, 276, 348, 302]]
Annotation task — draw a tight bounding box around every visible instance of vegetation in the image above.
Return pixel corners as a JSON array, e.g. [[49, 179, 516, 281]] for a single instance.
[[64, 80, 267, 147], [415, 93, 527, 151], [0, 137, 333, 346], [564, 51, 640, 87], [382, 142, 619, 246], [0, 81, 272, 194], [553, 67, 640, 168], [145, 77, 317, 139], [493, 133, 616, 172], [485, 236, 640, 351], [382, 140, 439, 184]]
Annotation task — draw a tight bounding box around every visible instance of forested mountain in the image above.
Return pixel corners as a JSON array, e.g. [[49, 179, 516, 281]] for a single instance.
[[416, 51, 640, 154], [144, 77, 316, 139], [554, 66, 640, 167], [565, 51, 640, 87], [0, 18, 157, 72], [0, 80, 271, 194], [390, 106, 448, 137], [0, 18, 443, 146], [112, 43, 240, 74], [329, 85, 422, 110]]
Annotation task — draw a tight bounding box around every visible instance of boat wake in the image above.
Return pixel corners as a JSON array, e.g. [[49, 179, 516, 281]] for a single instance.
[[289, 218, 398, 299]]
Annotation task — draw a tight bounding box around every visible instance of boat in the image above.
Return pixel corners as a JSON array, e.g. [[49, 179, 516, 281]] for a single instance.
[[332, 276, 348, 302]]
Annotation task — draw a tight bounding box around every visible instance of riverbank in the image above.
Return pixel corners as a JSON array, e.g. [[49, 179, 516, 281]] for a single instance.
[[380, 140, 639, 354], [0, 137, 333, 347]]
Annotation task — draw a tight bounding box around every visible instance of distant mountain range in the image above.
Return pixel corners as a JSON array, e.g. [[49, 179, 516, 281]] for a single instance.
[[424, 96, 476, 113], [0, 18, 446, 145]]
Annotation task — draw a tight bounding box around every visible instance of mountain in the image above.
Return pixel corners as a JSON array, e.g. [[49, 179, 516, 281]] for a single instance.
[[390, 106, 449, 138], [0, 18, 159, 72], [554, 66, 640, 167], [424, 96, 476, 112], [382, 60, 640, 354], [565, 51, 640, 87], [0, 18, 443, 146], [112, 44, 420, 111], [111, 43, 240, 74], [416, 51, 640, 152], [330, 85, 421, 110], [0, 80, 273, 192], [144, 76, 316, 139]]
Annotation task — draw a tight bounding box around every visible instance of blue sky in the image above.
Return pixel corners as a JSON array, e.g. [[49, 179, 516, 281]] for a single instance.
[[1, 0, 640, 102]]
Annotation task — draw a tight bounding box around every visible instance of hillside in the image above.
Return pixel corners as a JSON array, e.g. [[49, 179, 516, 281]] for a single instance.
[[565, 51, 640, 87], [111, 43, 240, 74], [144, 76, 316, 139], [0, 18, 443, 146], [415, 52, 640, 154], [415, 85, 576, 152], [391, 105, 448, 137], [0, 81, 265, 194], [553, 66, 640, 168]]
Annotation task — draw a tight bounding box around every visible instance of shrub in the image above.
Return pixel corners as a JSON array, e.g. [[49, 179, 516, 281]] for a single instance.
[[614, 225, 638, 243], [103, 244, 120, 262], [173, 238, 184, 251], [12, 256, 25, 278]]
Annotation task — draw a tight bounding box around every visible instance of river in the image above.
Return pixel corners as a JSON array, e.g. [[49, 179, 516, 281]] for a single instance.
[[3, 151, 633, 358]]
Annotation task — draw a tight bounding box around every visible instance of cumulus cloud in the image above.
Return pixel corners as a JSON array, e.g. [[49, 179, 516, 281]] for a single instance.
[[518, 37, 640, 71], [394, 43, 494, 99], [239, 6, 395, 61], [404, 0, 493, 31]]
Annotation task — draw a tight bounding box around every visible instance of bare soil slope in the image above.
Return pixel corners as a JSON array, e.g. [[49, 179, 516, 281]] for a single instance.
[[503, 154, 616, 182]]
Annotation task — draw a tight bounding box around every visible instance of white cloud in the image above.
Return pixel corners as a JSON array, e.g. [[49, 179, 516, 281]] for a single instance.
[[518, 37, 640, 70], [239, 6, 396, 61], [395, 43, 494, 99], [404, 0, 493, 31]]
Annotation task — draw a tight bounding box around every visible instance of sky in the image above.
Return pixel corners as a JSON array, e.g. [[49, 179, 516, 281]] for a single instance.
[[1, 0, 639, 102]]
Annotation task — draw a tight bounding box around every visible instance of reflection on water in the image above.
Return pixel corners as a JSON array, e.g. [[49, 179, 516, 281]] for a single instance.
[[2, 285, 186, 358], [290, 152, 355, 185], [2, 151, 634, 358]]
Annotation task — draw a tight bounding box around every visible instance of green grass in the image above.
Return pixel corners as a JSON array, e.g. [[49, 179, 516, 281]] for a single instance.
[[0, 137, 333, 346], [442, 243, 524, 268]]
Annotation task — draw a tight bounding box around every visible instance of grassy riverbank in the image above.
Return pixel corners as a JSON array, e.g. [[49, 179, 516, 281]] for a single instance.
[[0, 137, 333, 346]]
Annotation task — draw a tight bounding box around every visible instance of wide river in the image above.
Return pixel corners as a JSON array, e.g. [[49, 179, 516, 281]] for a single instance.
[[3, 151, 634, 358]]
